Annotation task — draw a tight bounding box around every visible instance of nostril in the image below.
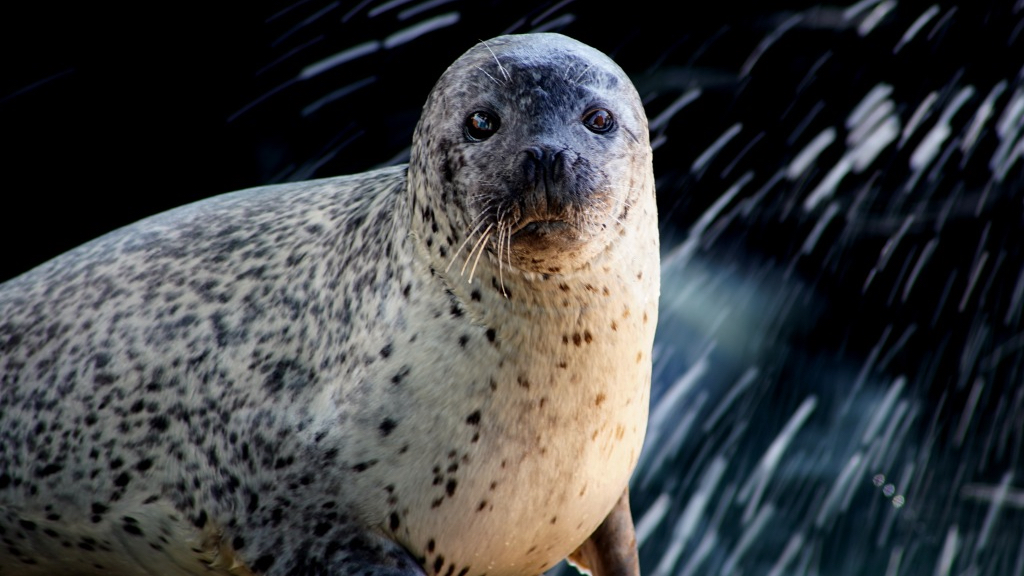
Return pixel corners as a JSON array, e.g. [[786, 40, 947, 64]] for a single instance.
[[525, 146, 546, 164]]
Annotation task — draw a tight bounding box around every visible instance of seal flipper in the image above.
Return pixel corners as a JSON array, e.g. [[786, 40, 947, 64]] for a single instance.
[[565, 488, 640, 576]]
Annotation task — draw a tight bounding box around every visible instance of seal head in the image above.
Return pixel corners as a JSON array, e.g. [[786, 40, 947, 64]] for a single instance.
[[409, 33, 653, 278]]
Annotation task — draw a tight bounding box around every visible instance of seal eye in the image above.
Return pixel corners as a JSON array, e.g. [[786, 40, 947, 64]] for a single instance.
[[582, 108, 614, 133], [465, 111, 500, 141]]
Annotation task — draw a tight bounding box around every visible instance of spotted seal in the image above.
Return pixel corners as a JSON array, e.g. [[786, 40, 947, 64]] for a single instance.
[[0, 32, 659, 576]]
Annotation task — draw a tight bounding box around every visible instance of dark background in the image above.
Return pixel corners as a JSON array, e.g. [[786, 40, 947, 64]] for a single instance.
[[3, 1, 1023, 574]]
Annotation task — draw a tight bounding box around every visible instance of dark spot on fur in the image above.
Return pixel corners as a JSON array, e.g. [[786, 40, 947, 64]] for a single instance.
[[379, 418, 397, 437], [380, 344, 392, 358], [150, 415, 169, 432], [314, 522, 331, 536], [36, 463, 61, 477], [471, 290, 481, 301], [94, 373, 116, 386], [232, 535, 245, 550], [353, 460, 379, 472], [443, 158, 454, 183], [466, 411, 481, 425], [253, 554, 275, 572], [427, 539, 436, 553], [392, 366, 411, 385], [572, 333, 582, 346], [434, 556, 445, 573], [446, 479, 457, 497], [113, 472, 131, 488], [485, 328, 496, 343], [458, 334, 469, 347]]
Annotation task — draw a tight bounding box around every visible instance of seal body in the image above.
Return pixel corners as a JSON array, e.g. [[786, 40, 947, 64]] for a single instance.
[[0, 33, 658, 576]]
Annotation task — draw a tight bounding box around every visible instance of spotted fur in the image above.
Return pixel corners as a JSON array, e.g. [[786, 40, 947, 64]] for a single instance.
[[0, 33, 658, 576]]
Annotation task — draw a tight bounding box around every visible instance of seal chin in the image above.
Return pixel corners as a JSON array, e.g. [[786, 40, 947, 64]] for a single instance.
[[494, 215, 612, 275]]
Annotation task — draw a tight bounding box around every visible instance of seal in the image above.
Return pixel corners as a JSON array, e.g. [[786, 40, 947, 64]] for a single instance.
[[0, 32, 659, 576]]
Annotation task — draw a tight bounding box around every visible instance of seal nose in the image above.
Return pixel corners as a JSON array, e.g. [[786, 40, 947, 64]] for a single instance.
[[522, 145, 568, 187]]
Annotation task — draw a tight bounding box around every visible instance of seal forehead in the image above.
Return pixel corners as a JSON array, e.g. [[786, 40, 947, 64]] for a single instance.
[[441, 33, 631, 102]]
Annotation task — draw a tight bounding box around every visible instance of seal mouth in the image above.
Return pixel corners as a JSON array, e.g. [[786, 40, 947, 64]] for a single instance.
[[511, 220, 574, 240], [506, 219, 588, 254]]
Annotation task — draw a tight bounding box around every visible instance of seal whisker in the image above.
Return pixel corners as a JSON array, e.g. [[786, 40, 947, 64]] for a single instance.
[[496, 223, 506, 294], [446, 217, 489, 275], [573, 63, 594, 85], [466, 224, 494, 282], [477, 66, 503, 87], [480, 40, 511, 83], [461, 221, 493, 276], [504, 220, 513, 298]]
